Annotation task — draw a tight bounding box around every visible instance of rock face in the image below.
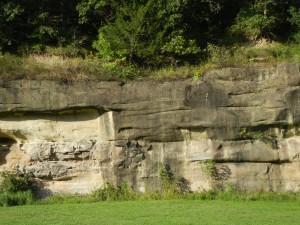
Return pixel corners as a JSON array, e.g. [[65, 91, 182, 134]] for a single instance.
[[1, 63, 300, 193]]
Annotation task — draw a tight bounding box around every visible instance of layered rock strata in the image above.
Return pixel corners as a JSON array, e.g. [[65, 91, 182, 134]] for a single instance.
[[1, 63, 300, 193]]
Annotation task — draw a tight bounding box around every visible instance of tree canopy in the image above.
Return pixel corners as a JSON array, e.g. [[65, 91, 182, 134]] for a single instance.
[[1, 0, 300, 66]]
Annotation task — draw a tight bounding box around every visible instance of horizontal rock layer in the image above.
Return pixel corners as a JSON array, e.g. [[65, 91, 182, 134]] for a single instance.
[[1, 63, 300, 193]]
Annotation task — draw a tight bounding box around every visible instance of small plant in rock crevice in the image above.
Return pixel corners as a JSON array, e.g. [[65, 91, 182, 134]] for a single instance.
[[159, 163, 173, 190], [239, 127, 278, 149], [158, 163, 191, 196], [239, 127, 264, 140], [200, 160, 232, 192]]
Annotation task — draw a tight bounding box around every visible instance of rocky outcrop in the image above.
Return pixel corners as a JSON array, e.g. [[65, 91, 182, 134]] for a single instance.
[[1, 63, 300, 193]]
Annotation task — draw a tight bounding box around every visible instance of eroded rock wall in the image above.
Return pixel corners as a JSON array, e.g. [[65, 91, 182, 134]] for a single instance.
[[1, 63, 300, 193]]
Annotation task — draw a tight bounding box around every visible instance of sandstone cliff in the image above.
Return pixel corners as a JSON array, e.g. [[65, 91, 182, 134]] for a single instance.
[[1, 63, 300, 194]]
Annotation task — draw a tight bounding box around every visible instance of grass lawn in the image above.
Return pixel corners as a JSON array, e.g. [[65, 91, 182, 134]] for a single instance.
[[0, 199, 299, 225]]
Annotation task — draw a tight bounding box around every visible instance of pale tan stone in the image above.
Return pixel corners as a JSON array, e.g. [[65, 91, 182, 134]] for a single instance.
[[1, 64, 300, 194]]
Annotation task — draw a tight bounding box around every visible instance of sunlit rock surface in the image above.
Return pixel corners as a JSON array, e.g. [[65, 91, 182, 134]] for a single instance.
[[1, 63, 300, 194]]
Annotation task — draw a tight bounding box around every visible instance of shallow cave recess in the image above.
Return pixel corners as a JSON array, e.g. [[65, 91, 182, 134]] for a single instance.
[[0, 133, 17, 146], [0, 132, 18, 166]]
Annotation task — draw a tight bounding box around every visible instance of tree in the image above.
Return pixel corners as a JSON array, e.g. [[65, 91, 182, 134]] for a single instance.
[[180, 0, 247, 46], [0, 0, 83, 53], [93, 0, 200, 66], [231, 0, 277, 41], [288, 6, 300, 43], [231, 0, 300, 42], [0, 1, 26, 52], [76, 0, 125, 47], [29, 0, 82, 49]]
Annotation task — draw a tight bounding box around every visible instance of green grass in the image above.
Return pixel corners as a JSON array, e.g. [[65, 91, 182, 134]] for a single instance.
[[0, 199, 300, 225]]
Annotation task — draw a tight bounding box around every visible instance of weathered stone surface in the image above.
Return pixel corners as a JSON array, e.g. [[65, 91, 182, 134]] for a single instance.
[[1, 63, 300, 193], [279, 137, 300, 162], [213, 140, 279, 162]]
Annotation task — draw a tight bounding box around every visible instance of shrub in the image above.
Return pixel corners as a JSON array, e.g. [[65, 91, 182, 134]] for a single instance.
[[159, 163, 191, 197], [0, 172, 37, 195], [0, 171, 37, 207], [200, 160, 232, 192], [92, 182, 137, 201], [0, 191, 34, 207]]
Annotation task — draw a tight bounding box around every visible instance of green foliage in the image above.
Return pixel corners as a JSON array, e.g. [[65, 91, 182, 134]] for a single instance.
[[1, 0, 300, 80], [206, 44, 248, 67], [158, 163, 191, 196], [92, 182, 137, 201], [194, 44, 247, 78], [200, 160, 215, 178], [194, 42, 300, 80], [1, 175, 300, 207], [200, 160, 232, 191], [239, 127, 278, 149], [0, 191, 34, 207], [239, 128, 264, 140], [0, 1, 24, 51], [0, 172, 37, 195], [93, 1, 153, 63], [158, 163, 178, 198], [289, 7, 300, 26], [231, 0, 277, 41], [0, 0, 299, 59], [230, 0, 300, 42], [194, 62, 218, 79], [93, 0, 200, 66], [159, 163, 173, 190], [0, 172, 36, 207], [289, 6, 300, 43], [0, 0, 84, 53], [161, 31, 199, 57], [76, 0, 122, 28], [2, 43, 300, 82], [0, 0, 299, 68]]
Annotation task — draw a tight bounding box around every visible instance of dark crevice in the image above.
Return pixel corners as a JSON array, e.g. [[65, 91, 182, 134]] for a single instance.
[[0, 137, 17, 145], [213, 160, 282, 164], [0, 107, 106, 118], [118, 127, 134, 133]]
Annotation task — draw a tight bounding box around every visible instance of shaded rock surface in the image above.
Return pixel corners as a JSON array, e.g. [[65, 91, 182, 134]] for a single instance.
[[1, 63, 300, 193]]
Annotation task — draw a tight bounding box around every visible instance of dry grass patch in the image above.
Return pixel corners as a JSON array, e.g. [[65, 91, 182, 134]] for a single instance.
[[0, 54, 113, 82]]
